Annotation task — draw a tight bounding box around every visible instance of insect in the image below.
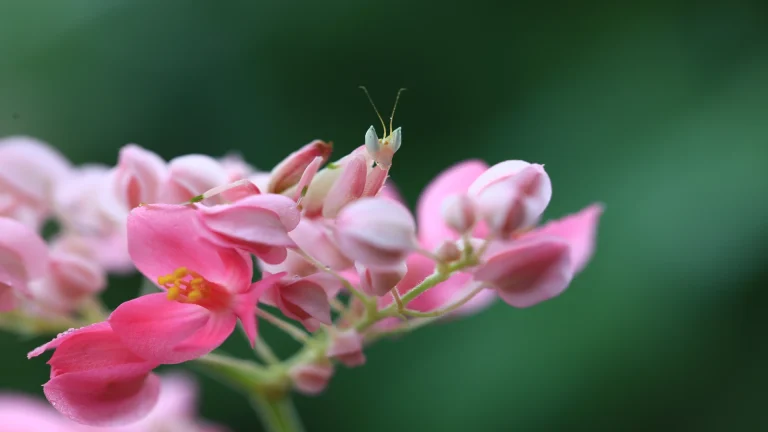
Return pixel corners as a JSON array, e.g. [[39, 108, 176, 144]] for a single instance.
[[359, 86, 406, 168]]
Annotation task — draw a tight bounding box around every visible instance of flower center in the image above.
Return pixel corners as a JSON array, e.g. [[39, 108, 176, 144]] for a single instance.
[[157, 267, 211, 304]]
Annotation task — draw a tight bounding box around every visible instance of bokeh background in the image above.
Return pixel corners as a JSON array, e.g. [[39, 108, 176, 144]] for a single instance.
[[2, 1, 768, 430]]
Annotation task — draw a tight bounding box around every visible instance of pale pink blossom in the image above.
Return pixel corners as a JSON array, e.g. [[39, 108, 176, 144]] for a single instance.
[[326, 329, 366, 367], [0, 136, 71, 226], [219, 153, 256, 182], [28, 322, 161, 427], [0, 394, 81, 432], [197, 194, 301, 264], [160, 155, 229, 204], [109, 204, 284, 364], [334, 197, 418, 270], [0, 217, 49, 311], [29, 247, 106, 312], [268, 140, 333, 194], [289, 362, 335, 396], [112, 144, 167, 211], [441, 193, 478, 235]]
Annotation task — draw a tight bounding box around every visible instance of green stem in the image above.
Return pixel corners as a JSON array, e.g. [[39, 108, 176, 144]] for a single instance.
[[250, 392, 305, 432]]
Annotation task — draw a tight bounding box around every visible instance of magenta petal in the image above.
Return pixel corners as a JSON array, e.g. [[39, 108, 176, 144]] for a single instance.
[[127, 204, 252, 289], [28, 321, 112, 359], [234, 273, 285, 347], [416, 160, 488, 249], [109, 293, 234, 364], [44, 369, 160, 427]]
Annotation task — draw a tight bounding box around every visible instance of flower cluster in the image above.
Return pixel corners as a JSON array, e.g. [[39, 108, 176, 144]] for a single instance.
[[1, 123, 602, 428]]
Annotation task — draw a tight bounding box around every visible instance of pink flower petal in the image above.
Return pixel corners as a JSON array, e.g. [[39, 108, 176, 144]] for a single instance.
[[0, 136, 71, 205], [109, 293, 236, 364], [417, 160, 488, 249], [197, 194, 300, 248], [44, 369, 160, 427], [293, 156, 323, 201], [234, 273, 285, 347], [523, 203, 604, 274], [127, 204, 252, 290], [322, 154, 367, 219], [161, 155, 229, 203], [0, 216, 49, 299], [278, 280, 332, 331], [474, 237, 573, 308], [268, 140, 333, 194], [28, 322, 112, 359], [289, 363, 334, 396]]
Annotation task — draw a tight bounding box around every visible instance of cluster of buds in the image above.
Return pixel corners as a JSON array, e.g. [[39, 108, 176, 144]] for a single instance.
[[1, 118, 602, 428]]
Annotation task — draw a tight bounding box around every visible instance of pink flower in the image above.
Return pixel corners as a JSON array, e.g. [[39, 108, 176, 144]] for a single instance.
[[289, 362, 334, 396], [0, 217, 49, 311], [472, 163, 552, 236], [111, 144, 167, 211], [334, 197, 418, 270], [326, 329, 366, 367], [261, 273, 340, 332], [83, 374, 228, 432], [219, 153, 256, 182], [474, 236, 573, 308], [29, 247, 106, 313], [109, 204, 284, 364], [268, 140, 333, 194], [197, 194, 301, 264], [160, 155, 229, 204], [28, 322, 161, 427]]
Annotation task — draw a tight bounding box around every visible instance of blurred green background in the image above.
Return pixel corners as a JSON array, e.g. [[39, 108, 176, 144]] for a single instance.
[[2, 0, 768, 430]]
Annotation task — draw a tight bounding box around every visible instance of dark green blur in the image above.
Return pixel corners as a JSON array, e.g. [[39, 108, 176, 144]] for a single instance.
[[2, 1, 768, 430]]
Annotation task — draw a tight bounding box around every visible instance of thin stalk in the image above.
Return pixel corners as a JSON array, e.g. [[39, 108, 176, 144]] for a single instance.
[[250, 392, 305, 432], [257, 309, 310, 343]]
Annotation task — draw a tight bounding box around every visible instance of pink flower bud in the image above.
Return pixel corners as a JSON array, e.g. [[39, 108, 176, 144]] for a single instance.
[[160, 155, 229, 203], [322, 154, 367, 219], [268, 140, 333, 193], [441, 193, 478, 234], [197, 194, 301, 263], [293, 156, 323, 202], [357, 261, 407, 296], [334, 198, 418, 270], [473, 236, 573, 308], [261, 276, 332, 332], [291, 219, 352, 271], [434, 241, 462, 263], [0, 217, 49, 311], [201, 179, 261, 204], [112, 144, 167, 210], [473, 163, 552, 236], [326, 329, 366, 367], [289, 362, 334, 396], [300, 146, 374, 218]]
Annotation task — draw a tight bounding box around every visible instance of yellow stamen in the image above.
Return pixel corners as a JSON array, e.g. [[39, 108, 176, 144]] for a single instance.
[[187, 290, 203, 302], [167, 286, 181, 300], [173, 267, 188, 278]]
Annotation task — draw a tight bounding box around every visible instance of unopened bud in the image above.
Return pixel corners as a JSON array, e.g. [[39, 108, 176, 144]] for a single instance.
[[441, 194, 477, 234], [269, 140, 332, 194], [357, 261, 407, 297], [434, 241, 461, 263], [289, 362, 334, 396], [326, 329, 366, 367], [334, 198, 418, 270]]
